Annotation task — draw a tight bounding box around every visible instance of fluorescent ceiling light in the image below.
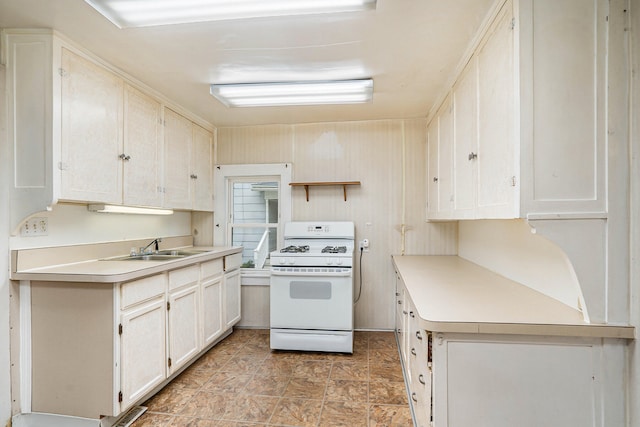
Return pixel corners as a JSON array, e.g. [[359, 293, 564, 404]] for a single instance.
[[85, 0, 377, 28], [88, 204, 174, 215], [210, 79, 374, 107]]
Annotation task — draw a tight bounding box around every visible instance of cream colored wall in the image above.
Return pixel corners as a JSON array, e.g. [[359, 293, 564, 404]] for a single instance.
[[217, 119, 457, 330], [628, 1, 639, 425], [458, 219, 583, 311]]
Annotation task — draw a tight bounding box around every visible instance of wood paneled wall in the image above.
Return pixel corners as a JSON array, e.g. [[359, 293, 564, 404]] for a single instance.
[[217, 119, 457, 330]]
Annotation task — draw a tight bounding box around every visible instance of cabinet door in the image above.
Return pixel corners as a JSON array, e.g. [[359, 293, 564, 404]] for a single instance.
[[223, 269, 241, 329], [202, 275, 223, 346], [123, 85, 163, 207], [191, 124, 214, 211], [168, 284, 200, 374], [453, 57, 478, 219], [120, 298, 166, 411], [60, 48, 123, 204], [163, 108, 192, 209], [476, 4, 517, 217], [437, 95, 454, 216], [426, 120, 439, 217]]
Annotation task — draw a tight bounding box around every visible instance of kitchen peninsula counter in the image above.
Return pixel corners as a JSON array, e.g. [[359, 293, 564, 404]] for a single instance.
[[392, 255, 634, 339]]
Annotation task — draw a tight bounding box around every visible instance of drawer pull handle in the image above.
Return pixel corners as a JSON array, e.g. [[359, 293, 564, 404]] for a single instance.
[[419, 374, 426, 385], [403, 310, 408, 315], [411, 348, 417, 356], [410, 311, 415, 318], [411, 392, 418, 402], [416, 331, 423, 340], [398, 300, 402, 305]]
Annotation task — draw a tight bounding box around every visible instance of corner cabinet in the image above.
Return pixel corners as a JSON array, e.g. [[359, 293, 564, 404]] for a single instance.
[[3, 30, 214, 232], [28, 252, 241, 420], [426, 0, 613, 220]]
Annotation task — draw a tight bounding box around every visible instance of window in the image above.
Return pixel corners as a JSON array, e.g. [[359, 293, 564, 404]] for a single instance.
[[214, 164, 291, 271]]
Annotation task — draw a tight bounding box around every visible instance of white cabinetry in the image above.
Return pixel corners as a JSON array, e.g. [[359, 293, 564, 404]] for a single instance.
[[426, 94, 453, 219], [60, 48, 124, 204], [223, 253, 242, 329], [123, 84, 163, 207], [27, 251, 242, 420], [426, 0, 610, 220], [3, 30, 214, 231], [119, 274, 167, 410], [201, 259, 224, 345], [167, 266, 201, 374], [163, 109, 214, 211]]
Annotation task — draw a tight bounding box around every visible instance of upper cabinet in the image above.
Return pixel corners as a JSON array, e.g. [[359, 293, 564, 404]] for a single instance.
[[163, 108, 214, 211], [4, 30, 215, 231], [426, 0, 609, 220]]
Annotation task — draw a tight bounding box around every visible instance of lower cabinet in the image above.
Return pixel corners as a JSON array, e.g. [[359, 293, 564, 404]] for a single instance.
[[28, 252, 242, 420], [167, 266, 201, 374], [395, 270, 626, 427]]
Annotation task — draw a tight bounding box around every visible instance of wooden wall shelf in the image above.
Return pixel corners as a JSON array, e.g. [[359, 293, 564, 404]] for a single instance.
[[290, 181, 361, 201]]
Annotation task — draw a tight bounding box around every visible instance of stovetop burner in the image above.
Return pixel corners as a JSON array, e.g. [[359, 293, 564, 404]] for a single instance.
[[280, 245, 310, 253], [321, 246, 347, 254]]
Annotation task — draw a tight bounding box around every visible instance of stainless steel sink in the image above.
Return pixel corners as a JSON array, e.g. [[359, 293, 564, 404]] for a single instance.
[[102, 249, 208, 262]]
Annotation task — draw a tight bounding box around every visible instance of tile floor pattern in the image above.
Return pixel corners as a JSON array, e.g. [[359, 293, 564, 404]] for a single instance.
[[133, 329, 413, 427]]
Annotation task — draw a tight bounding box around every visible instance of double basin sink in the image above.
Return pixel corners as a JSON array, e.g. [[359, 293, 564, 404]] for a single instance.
[[105, 249, 208, 262]]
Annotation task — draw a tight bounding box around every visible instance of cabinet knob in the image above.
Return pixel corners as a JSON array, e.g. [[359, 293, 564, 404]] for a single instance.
[[119, 153, 131, 161], [433, 177, 438, 182], [468, 152, 478, 161], [411, 347, 417, 356], [410, 311, 415, 318], [190, 174, 198, 179], [416, 331, 423, 340], [402, 310, 408, 315]]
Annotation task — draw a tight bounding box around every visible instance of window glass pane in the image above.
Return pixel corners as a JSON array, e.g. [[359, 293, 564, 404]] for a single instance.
[[232, 181, 278, 224], [232, 226, 277, 268]]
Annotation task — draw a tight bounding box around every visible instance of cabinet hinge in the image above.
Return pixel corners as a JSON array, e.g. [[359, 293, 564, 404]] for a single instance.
[[118, 391, 123, 403], [511, 176, 517, 187], [118, 323, 123, 335], [511, 17, 515, 29], [168, 357, 172, 368], [167, 301, 171, 311]]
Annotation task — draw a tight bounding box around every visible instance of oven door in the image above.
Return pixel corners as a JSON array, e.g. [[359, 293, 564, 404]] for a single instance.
[[270, 267, 353, 330]]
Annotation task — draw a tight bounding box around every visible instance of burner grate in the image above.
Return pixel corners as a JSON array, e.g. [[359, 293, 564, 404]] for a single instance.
[[280, 245, 310, 253], [321, 246, 347, 254]]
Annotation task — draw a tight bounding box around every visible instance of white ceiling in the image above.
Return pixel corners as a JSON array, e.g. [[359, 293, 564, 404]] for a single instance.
[[0, 0, 496, 127]]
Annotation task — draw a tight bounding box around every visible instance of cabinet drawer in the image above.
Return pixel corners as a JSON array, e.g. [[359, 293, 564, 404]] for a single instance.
[[201, 258, 223, 279], [121, 274, 167, 310], [224, 252, 242, 271], [169, 265, 199, 291]]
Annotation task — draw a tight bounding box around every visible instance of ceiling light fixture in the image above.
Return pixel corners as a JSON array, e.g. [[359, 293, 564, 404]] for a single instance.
[[210, 79, 374, 107], [85, 0, 377, 28], [88, 204, 174, 215]]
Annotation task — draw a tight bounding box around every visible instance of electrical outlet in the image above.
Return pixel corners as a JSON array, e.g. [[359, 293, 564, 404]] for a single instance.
[[21, 217, 49, 237], [359, 238, 370, 252]]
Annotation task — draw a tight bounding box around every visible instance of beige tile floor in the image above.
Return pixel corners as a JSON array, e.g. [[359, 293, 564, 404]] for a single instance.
[[132, 329, 413, 427]]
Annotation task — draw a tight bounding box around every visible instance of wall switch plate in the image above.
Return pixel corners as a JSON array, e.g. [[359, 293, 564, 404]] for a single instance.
[[21, 217, 49, 237]]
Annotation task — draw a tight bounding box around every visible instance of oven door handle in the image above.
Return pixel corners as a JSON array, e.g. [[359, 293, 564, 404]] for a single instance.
[[271, 269, 352, 277]]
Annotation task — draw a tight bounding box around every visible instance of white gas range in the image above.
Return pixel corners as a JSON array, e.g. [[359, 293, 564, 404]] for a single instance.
[[270, 221, 355, 353]]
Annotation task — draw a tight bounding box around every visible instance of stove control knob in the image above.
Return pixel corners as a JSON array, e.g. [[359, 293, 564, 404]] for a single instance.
[[277, 258, 286, 265], [336, 258, 343, 265], [326, 258, 334, 265], [287, 258, 295, 265]]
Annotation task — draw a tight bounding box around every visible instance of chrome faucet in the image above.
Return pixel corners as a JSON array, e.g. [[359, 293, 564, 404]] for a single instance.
[[140, 237, 162, 254]]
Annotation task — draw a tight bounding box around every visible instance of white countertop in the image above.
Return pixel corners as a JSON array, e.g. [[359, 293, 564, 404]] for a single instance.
[[392, 255, 634, 339], [11, 245, 242, 283]]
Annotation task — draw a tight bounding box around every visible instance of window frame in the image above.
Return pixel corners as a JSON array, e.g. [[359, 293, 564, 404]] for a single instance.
[[213, 164, 292, 272]]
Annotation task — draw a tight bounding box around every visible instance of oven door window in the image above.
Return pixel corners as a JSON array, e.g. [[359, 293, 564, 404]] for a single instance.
[[290, 281, 332, 300]]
